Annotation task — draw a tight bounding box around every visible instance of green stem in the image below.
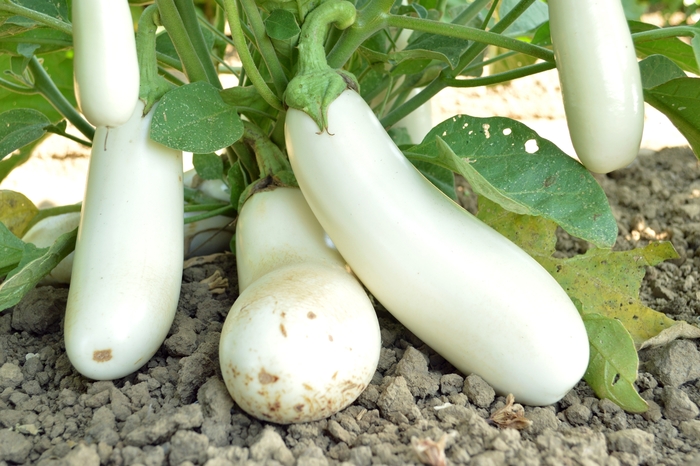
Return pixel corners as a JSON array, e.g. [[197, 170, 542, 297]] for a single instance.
[[0, 2, 71, 35], [232, 140, 260, 180], [173, 0, 222, 88], [380, 0, 537, 128], [44, 127, 92, 147], [28, 57, 94, 141], [159, 66, 187, 85], [25, 203, 81, 232], [138, 5, 173, 112], [386, 15, 553, 62], [452, 0, 492, 25], [297, 0, 357, 74], [326, 0, 393, 68], [183, 204, 236, 223], [184, 203, 227, 212], [239, 0, 288, 96], [442, 60, 556, 87], [631, 25, 699, 43], [0, 76, 34, 94], [156, 0, 211, 83], [222, 0, 283, 110], [242, 121, 291, 176], [157, 51, 184, 71]]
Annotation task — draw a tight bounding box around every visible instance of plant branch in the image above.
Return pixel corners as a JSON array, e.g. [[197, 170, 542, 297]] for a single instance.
[[238, 0, 288, 96], [0, 2, 71, 35], [173, 0, 222, 88], [28, 57, 94, 141], [442, 61, 556, 87], [156, 0, 211, 84], [222, 0, 283, 110]]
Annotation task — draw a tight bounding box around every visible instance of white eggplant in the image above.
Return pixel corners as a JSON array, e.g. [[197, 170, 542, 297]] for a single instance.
[[549, 0, 644, 174], [21, 212, 80, 284], [234, 187, 345, 292], [220, 187, 381, 423], [64, 100, 183, 380], [72, 0, 140, 128], [285, 90, 590, 406]]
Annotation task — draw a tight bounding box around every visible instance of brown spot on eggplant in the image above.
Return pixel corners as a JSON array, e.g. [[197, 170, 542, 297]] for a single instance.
[[280, 324, 287, 337], [303, 383, 313, 391], [93, 349, 112, 362], [307, 311, 317, 319], [258, 368, 279, 384], [328, 334, 334, 342], [294, 403, 305, 412]]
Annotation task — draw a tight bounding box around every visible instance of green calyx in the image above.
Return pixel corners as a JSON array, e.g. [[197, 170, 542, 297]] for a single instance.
[[137, 4, 172, 114], [284, 0, 358, 131]]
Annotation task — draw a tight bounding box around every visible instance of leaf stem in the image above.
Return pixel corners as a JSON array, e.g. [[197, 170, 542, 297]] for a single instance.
[[27, 57, 94, 141], [238, 0, 289, 95], [631, 25, 699, 43], [222, 0, 283, 110], [183, 204, 236, 223], [156, 0, 212, 84], [173, 0, 222, 88], [442, 61, 556, 87]]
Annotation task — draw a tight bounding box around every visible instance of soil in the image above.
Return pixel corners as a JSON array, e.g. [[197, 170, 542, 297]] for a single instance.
[[1, 71, 700, 465]]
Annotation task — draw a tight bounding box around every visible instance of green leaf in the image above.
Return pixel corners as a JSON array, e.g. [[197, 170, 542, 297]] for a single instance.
[[264, 9, 300, 41], [630, 21, 700, 75], [393, 34, 470, 69], [583, 314, 648, 414], [407, 115, 618, 248], [639, 54, 686, 89], [150, 81, 244, 153], [193, 153, 224, 180], [227, 161, 246, 207], [13, 0, 70, 22], [0, 190, 37, 237], [0, 221, 24, 276], [0, 226, 76, 312], [500, 0, 548, 36], [0, 108, 50, 160], [643, 77, 700, 160], [0, 51, 75, 123], [0, 28, 71, 55], [477, 197, 680, 347]]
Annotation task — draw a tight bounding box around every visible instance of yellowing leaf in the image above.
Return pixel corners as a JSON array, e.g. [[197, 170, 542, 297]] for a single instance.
[[477, 197, 679, 347], [583, 314, 648, 414], [0, 190, 37, 237]]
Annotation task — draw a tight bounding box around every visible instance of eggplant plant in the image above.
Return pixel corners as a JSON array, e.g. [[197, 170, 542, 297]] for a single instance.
[[0, 0, 699, 418]]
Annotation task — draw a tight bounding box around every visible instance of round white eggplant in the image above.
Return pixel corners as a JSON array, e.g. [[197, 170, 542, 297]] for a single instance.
[[221, 187, 381, 423]]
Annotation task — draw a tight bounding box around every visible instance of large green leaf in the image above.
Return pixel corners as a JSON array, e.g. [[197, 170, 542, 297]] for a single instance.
[[644, 76, 700, 160], [406, 115, 618, 248], [393, 34, 471, 70], [0, 221, 25, 275], [630, 21, 700, 75], [150, 81, 244, 153], [0, 108, 50, 160], [0, 51, 75, 123], [583, 314, 649, 414], [264, 9, 300, 41]]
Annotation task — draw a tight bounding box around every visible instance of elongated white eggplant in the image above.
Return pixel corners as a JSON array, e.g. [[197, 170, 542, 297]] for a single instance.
[[220, 187, 381, 423], [285, 90, 590, 406], [549, 0, 644, 174], [64, 100, 183, 380], [72, 0, 140, 128]]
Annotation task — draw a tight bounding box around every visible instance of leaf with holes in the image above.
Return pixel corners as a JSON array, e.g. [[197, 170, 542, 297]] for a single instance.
[[583, 314, 648, 413], [406, 115, 617, 248]]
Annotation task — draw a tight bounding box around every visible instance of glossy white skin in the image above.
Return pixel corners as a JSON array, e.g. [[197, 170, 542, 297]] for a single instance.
[[549, 0, 644, 174], [235, 188, 345, 292], [220, 262, 381, 424], [64, 101, 183, 380], [285, 90, 590, 406], [221, 187, 381, 423], [21, 212, 80, 284], [72, 0, 140, 128]]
